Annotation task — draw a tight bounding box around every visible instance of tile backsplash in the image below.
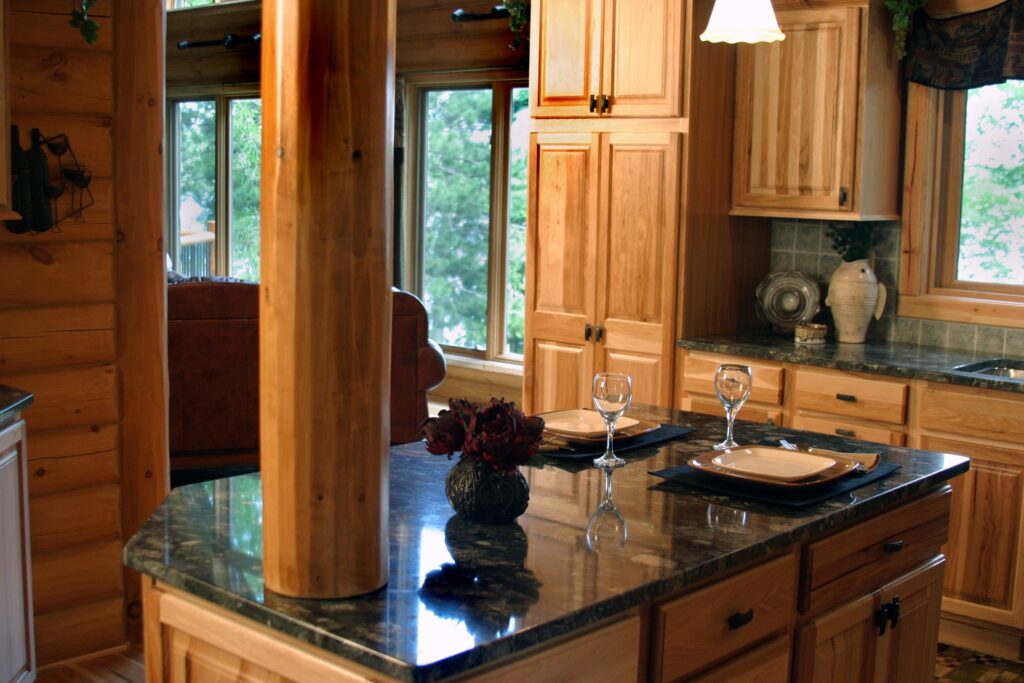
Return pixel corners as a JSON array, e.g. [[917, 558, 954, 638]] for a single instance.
[[769, 219, 1024, 356]]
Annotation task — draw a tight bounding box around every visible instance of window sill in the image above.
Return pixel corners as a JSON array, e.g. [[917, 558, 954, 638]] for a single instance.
[[897, 293, 1024, 330], [430, 353, 524, 405]]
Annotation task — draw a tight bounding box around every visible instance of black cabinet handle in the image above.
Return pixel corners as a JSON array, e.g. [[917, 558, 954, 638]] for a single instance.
[[727, 608, 754, 631], [836, 393, 857, 403], [835, 428, 855, 437], [874, 597, 901, 636], [589, 94, 598, 113], [839, 186, 848, 206], [601, 94, 610, 113], [584, 323, 593, 341], [883, 540, 904, 553], [595, 325, 604, 342], [889, 596, 901, 629]]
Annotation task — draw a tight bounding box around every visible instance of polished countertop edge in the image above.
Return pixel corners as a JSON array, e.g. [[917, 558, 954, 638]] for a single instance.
[[0, 385, 34, 424], [677, 335, 1024, 394], [124, 453, 968, 683]]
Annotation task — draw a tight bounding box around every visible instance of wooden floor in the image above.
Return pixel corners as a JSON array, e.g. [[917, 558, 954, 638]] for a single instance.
[[35, 645, 144, 683]]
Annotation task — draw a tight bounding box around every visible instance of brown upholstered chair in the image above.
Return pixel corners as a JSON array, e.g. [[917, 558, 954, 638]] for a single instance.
[[167, 280, 446, 470]]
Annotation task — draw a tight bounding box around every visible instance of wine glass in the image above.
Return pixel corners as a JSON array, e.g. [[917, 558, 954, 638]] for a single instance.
[[713, 364, 752, 451], [592, 372, 632, 468], [586, 466, 628, 552]]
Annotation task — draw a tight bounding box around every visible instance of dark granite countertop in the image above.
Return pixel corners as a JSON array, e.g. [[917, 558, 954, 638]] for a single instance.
[[125, 406, 968, 683], [678, 334, 1024, 394], [0, 384, 33, 427]]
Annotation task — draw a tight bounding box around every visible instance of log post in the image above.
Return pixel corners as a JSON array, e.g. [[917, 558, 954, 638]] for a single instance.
[[260, 0, 395, 598]]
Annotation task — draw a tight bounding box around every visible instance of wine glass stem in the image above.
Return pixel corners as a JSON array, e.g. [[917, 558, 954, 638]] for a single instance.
[[725, 407, 736, 445], [603, 468, 614, 502], [605, 418, 616, 457]]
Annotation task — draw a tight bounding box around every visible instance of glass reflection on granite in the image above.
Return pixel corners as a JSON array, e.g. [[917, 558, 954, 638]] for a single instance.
[[419, 516, 541, 643], [586, 466, 628, 551], [705, 503, 748, 532]]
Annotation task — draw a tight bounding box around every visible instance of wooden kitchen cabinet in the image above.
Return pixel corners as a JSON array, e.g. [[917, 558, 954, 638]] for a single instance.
[[795, 559, 944, 683], [0, 419, 35, 683], [731, 0, 901, 220], [677, 352, 785, 425], [529, 0, 684, 118], [524, 131, 680, 412]]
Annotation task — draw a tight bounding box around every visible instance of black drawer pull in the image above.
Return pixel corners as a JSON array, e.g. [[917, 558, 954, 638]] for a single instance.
[[584, 323, 593, 341], [727, 608, 754, 631], [835, 428, 855, 437], [883, 540, 904, 553], [589, 94, 598, 113], [601, 94, 610, 112], [836, 393, 857, 402]]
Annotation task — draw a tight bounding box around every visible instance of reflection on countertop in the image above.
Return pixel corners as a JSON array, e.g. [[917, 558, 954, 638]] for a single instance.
[[678, 333, 1024, 393], [125, 405, 968, 683]]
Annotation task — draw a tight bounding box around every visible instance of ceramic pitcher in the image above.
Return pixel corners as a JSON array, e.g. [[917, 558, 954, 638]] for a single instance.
[[826, 259, 887, 344]]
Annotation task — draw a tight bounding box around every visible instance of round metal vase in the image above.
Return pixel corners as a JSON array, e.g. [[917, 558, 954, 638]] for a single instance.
[[445, 459, 530, 524]]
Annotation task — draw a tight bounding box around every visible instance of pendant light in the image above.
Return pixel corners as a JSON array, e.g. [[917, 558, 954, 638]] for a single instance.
[[700, 0, 785, 44]]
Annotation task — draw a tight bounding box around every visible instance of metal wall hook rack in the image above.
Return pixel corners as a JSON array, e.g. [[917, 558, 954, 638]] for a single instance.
[[451, 5, 510, 22], [177, 32, 261, 50]]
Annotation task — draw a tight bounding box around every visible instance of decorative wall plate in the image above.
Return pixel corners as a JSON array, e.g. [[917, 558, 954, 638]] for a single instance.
[[756, 271, 821, 330]]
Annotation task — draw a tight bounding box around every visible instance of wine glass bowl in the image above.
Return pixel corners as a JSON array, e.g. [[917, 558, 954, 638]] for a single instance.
[[586, 466, 628, 551], [713, 364, 752, 451], [592, 372, 633, 468]]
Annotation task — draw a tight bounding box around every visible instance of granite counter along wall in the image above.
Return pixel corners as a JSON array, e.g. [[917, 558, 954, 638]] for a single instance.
[[769, 219, 1024, 355]]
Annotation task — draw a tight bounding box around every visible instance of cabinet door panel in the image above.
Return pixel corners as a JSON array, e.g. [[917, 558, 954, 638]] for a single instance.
[[794, 592, 877, 683], [530, 0, 602, 117], [602, 0, 682, 117], [524, 133, 600, 413], [603, 350, 661, 407], [733, 8, 860, 212], [0, 420, 33, 683], [688, 635, 791, 683], [595, 132, 679, 408], [922, 435, 1024, 628], [876, 558, 945, 683]]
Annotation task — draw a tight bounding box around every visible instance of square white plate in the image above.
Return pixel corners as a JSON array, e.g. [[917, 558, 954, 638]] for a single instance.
[[711, 447, 836, 482], [539, 409, 639, 439]]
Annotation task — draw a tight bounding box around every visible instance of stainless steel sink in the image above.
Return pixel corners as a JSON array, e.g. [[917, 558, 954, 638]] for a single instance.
[[953, 359, 1024, 381]]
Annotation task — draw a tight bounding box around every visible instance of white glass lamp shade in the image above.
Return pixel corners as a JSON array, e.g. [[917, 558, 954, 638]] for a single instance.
[[700, 0, 785, 44]]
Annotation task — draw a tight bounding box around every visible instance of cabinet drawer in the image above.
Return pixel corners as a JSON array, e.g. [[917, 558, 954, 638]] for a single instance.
[[652, 554, 796, 683], [792, 368, 907, 424], [682, 353, 784, 405], [801, 489, 951, 615], [687, 634, 791, 683], [919, 386, 1024, 443], [790, 414, 905, 446], [681, 396, 782, 426]]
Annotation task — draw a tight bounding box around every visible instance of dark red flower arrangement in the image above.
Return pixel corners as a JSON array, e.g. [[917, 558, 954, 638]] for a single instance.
[[421, 398, 545, 472]]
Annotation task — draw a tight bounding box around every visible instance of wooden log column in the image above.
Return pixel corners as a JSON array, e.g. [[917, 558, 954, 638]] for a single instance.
[[260, 0, 396, 598]]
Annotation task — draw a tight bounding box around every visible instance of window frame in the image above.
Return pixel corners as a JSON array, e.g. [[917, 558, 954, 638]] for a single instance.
[[402, 71, 529, 364], [899, 82, 1024, 328], [166, 86, 261, 280]]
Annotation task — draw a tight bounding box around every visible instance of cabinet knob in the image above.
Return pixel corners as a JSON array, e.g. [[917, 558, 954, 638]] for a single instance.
[[883, 540, 904, 553], [727, 608, 754, 631], [595, 325, 604, 342], [589, 94, 598, 113], [839, 186, 849, 206], [584, 323, 593, 341], [835, 428, 855, 437], [836, 393, 857, 403]]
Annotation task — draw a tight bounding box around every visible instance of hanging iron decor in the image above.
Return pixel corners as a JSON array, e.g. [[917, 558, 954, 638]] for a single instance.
[[5, 127, 94, 234]]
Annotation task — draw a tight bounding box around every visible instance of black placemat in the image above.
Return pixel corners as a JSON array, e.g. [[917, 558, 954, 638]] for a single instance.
[[649, 462, 902, 508], [541, 424, 696, 461]]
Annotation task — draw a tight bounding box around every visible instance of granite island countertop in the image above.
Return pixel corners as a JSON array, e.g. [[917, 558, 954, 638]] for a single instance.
[[125, 406, 968, 683], [0, 384, 33, 426], [678, 333, 1024, 394]]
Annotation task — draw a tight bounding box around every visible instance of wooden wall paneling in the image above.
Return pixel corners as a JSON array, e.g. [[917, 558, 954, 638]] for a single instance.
[[28, 483, 122, 555], [33, 597, 124, 667], [114, 0, 169, 640], [261, 0, 395, 598], [0, 364, 117, 431], [9, 8, 114, 51], [0, 242, 115, 307], [27, 448, 119, 497], [8, 113, 113, 177], [0, 304, 115, 373], [9, 45, 112, 116], [31, 540, 124, 614], [10, 0, 112, 16], [678, 0, 770, 339]]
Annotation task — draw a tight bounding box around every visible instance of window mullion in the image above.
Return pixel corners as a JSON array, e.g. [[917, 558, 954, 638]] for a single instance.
[[216, 95, 231, 276], [487, 83, 511, 361]]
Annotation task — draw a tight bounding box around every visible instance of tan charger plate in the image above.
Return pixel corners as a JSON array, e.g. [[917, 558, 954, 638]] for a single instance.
[[540, 417, 660, 445], [687, 447, 860, 487]]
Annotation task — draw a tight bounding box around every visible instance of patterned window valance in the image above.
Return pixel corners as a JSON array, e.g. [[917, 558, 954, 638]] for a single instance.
[[905, 0, 1024, 89]]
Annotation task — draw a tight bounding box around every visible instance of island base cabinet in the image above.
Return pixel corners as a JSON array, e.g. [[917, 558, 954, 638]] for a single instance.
[[686, 635, 791, 683], [795, 557, 945, 683]]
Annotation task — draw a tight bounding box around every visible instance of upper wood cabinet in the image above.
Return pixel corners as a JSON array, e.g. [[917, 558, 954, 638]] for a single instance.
[[0, 0, 15, 221], [731, 1, 902, 220], [524, 131, 680, 413], [529, 0, 684, 118]]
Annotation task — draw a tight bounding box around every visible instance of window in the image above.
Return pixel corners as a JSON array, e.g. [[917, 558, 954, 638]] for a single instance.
[[168, 96, 262, 280], [408, 77, 529, 361], [165, 0, 251, 9], [899, 81, 1024, 327]]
